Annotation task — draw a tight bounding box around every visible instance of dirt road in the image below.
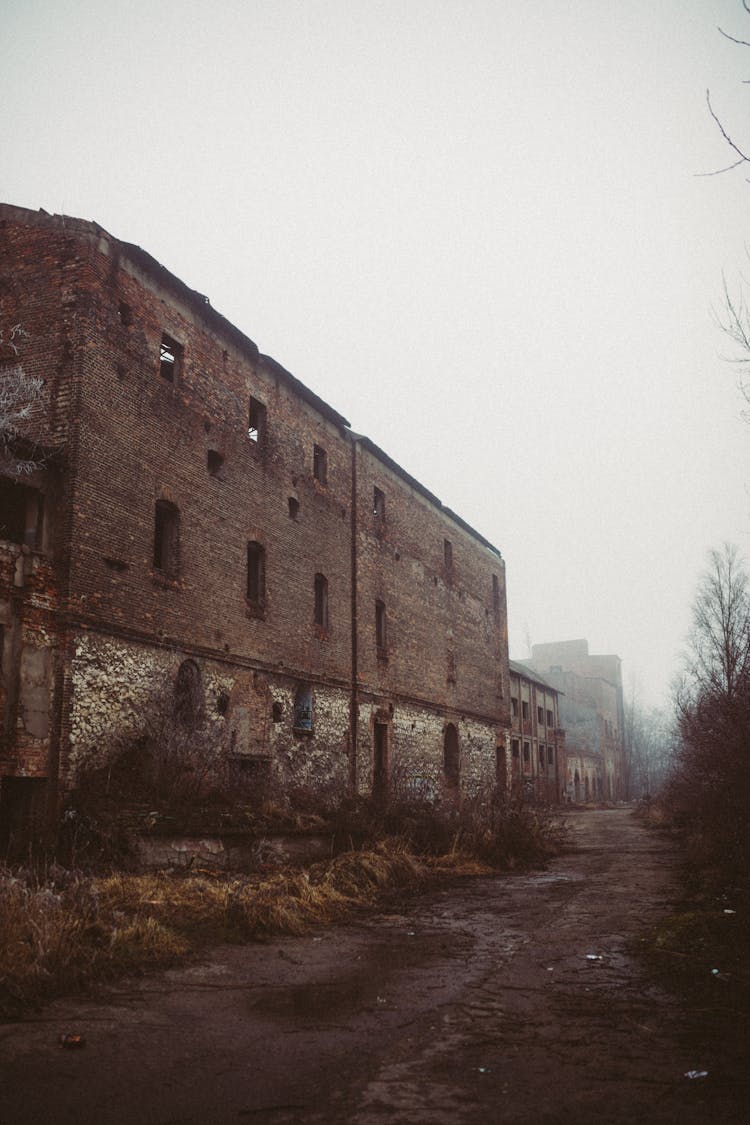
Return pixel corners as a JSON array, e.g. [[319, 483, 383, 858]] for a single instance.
[[1, 809, 746, 1124]]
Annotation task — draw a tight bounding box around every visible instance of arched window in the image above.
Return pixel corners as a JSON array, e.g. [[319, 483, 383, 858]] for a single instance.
[[443, 723, 459, 787], [174, 659, 203, 725]]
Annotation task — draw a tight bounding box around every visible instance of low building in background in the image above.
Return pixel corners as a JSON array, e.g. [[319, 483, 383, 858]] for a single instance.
[[0, 204, 510, 841], [508, 660, 565, 803], [527, 639, 625, 801]]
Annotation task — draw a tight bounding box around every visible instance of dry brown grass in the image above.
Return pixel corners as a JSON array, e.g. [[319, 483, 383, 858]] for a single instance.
[[1, 795, 564, 1017], [0, 842, 432, 1016]]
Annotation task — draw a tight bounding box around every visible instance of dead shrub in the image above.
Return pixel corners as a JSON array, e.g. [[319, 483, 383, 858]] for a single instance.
[[327, 784, 564, 870]]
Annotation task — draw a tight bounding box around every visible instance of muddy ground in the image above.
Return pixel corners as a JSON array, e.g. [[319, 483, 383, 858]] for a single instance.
[[1, 808, 747, 1124]]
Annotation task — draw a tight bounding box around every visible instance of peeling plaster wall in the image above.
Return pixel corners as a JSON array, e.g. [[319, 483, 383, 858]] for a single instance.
[[67, 633, 233, 784], [268, 682, 350, 795], [67, 632, 351, 795], [355, 700, 497, 799]]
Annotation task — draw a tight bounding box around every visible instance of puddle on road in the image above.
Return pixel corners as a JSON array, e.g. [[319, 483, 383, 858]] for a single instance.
[[512, 872, 584, 889], [250, 931, 470, 1021]]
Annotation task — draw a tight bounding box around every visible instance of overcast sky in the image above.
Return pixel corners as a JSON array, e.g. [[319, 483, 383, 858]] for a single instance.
[[3, 0, 749, 706]]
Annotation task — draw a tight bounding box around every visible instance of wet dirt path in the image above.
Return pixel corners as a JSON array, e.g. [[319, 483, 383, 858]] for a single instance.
[[1, 809, 747, 1124]]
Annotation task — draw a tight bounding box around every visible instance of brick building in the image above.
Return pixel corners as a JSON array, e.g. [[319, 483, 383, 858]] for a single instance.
[[508, 660, 565, 803], [0, 204, 510, 834], [527, 640, 625, 801]]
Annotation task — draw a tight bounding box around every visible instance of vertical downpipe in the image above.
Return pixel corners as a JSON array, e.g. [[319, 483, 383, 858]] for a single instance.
[[349, 436, 359, 793]]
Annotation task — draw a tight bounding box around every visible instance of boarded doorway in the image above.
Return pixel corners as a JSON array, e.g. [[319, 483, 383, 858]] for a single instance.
[[0, 777, 47, 854]]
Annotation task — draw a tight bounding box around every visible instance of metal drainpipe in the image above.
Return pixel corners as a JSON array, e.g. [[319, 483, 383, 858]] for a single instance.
[[349, 436, 359, 794]]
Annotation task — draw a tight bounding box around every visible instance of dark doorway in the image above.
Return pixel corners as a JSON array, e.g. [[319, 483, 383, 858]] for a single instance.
[[495, 744, 507, 790], [0, 777, 47, 855]]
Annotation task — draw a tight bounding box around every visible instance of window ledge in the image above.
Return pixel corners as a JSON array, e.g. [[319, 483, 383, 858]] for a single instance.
[[152, 570, 180, 590], [376, 647, 389, 663], [245, 600, 266, 620]]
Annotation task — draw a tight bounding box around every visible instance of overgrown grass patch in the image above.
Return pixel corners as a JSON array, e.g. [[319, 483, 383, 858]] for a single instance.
[[1, 795, 565, 1018], [639, 892, 750, 1006]]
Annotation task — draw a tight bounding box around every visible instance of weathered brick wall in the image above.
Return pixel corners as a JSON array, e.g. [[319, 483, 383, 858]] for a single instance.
[[0, 539, 61, 779], [66, 241, 353, 683], [1, 205, 511, 808], [355, 442, 507, 716], [0, 208, 89, 452]]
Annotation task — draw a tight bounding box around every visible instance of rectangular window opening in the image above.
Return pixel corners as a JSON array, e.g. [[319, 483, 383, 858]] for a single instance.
[[248, 397, 267, 445], [375, 599, 387, 653], [153, 500, 179, 576], [159, 334, 182, 382], [246, 541, 266, 611], [537, 705, 544, 725], [443, 538, 453, 571], [314, 573, 329, 630], [373, 487, 385, 519], [447, 651, 456, 683], [547, 709, 554, 727], [207, 450, 224, 476], [0, 478, 43, 547], [313, 444, 328, 485], [522, 700, 529, 721]]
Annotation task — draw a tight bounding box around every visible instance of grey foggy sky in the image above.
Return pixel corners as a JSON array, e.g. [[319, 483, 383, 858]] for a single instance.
[[2, 0, 749, 705]]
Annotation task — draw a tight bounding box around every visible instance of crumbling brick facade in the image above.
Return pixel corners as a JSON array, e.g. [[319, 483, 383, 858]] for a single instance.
[[508, 660, 565, 804], [0, 204, 510, 832]]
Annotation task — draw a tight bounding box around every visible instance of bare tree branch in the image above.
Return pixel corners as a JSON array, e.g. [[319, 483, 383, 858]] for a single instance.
[[718, 26, 750, 47], [705, 89, 750, 164], [695, 157, 747, 177]]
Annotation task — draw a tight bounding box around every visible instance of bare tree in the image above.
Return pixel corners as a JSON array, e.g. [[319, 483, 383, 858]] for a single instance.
[[0, 324, 45, 475], [680, 544, 750, 707], [667, 544, 750, 877], [623, 682, 674, 800]]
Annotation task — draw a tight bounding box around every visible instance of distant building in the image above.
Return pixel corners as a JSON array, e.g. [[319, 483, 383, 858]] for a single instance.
[[526, 640, 625, 801], [0, 203, 510, 840], [508, 660, 565, 803]]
